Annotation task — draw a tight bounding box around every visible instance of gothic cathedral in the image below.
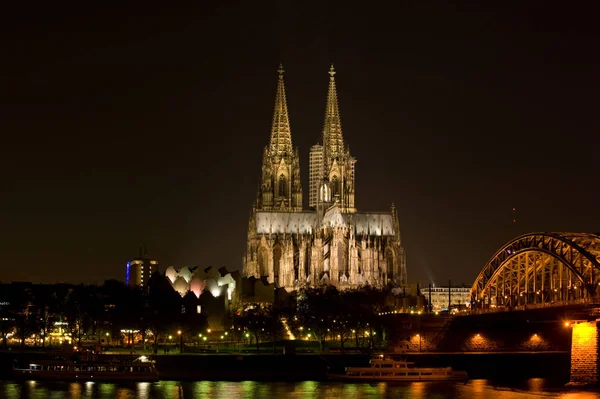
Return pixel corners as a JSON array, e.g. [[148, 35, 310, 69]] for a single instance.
[[243, 64, 407, 292]]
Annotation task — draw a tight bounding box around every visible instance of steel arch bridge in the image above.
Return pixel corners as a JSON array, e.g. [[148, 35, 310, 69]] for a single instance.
[[471, 233, 600, 311]]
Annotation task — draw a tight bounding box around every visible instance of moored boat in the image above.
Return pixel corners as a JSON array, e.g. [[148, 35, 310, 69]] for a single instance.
[[12, 355, 159, 381], [330, 355, 468, 382]]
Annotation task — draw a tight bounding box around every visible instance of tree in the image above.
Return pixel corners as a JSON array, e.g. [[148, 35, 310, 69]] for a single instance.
[[330, 292, 353, 350], [234, 305, 268, 352], [33, 287, 61, 348], [101, 279, 135, 347], [264, 304, 288, 353], [146, 272, 181, 354], [0, 286, 20, 350], [297, 286, 340, 351], [0, 306, 11, 350], [347, 286, 392, 350], [10, 287, 35, 350], [179, 291, 208, 352], [65, 285, 102, 347]]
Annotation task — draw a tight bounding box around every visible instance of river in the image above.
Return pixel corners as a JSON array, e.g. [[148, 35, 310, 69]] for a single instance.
[[1, 379, 600, 399]]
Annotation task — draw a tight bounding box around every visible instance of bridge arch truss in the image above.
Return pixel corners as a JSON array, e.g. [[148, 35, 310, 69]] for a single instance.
[[471, 233, 600, 310]]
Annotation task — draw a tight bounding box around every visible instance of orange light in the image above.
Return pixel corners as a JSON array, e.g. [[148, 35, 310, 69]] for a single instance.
[[573, 322, 596, 346], [565, 322, 570, 327]]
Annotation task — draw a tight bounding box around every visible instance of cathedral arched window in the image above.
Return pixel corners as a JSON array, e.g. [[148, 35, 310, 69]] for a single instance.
[[338, 241, 348, 278], [293, 244, 299, 281], [305, 245, 311, 280], [319, 183, 331, 203], [273, 245, 282, 278], [278, 174, 287, 198], [386, 248, 394, 281], [331, 176, 340, 199], [258, 247, 269, 276]]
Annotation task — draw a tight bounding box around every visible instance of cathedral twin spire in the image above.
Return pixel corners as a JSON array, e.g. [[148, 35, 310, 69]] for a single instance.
[[259, 63, 353, 213], [269, 63, 346, 161], [269, 63, 293, 156], [322, 64, 345, 162]]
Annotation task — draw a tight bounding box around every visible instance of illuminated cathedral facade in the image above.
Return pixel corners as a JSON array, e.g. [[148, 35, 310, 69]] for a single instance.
[[243, 64, 407, 292]]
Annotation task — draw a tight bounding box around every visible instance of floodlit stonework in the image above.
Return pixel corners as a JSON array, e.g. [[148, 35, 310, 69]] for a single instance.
[[243, 64, 407, 292], [569, 321, 599, 385]]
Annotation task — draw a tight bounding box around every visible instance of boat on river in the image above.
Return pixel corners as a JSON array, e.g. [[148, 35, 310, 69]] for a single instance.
[[330, 355, 468, 382], [12, 355, 159, 381]]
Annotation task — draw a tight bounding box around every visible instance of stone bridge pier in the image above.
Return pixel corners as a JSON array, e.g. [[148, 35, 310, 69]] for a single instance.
[[568, 320, 600, 386]]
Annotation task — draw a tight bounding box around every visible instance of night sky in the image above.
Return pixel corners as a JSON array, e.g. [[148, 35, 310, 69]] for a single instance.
[[2, 2, 599, 286]]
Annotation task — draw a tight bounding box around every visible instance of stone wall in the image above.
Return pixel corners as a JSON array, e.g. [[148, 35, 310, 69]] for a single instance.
[[386, 309, 573, 353], [569, 321, 599, 385], [461, 333, 500, 352]]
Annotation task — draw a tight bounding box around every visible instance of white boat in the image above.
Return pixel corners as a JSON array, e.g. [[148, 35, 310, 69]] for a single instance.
[[12, 355, 159, 381], [331, 355, 468, 381]]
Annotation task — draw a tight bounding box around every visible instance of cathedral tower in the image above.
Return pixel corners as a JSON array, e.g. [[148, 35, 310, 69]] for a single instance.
[[310, 65, 356, 213], [258, 64, 302, 212]]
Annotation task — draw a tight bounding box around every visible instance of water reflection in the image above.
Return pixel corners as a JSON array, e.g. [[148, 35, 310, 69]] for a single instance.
[[85, 381, 94, 396], [69, 382, 82, 397], [528, 378, 545, 392], [138, 382, 150, 398], [409, 381, 425, 399], [1, 379, 600, 399], [99, 383, 115, 397]]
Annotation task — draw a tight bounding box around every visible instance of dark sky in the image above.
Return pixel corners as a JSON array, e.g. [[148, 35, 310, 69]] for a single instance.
[[2, 2, 599, 286]]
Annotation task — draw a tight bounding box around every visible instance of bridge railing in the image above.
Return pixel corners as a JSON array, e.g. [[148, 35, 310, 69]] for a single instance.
[[464, 297, 600, 315]]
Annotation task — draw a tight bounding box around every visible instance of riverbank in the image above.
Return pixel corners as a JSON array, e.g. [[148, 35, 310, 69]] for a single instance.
[[0, 350, 571, 382]]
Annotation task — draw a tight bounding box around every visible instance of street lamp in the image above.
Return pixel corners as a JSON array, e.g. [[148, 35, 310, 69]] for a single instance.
[[177, 330, 183, 353]]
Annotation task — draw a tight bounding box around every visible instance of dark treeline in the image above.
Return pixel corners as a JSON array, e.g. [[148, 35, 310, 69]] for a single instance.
[[0, 273, 207, 353], [234, 285, 396, 352], [1, 274, 397, 353]]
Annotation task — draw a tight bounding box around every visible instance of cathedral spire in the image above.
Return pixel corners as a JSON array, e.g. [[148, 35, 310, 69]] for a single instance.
[[322, 64, 344, 161], [269, 63, 293, 156]]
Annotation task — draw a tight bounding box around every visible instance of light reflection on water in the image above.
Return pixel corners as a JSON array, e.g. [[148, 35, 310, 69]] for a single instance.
[[2, 380, 600, 399]]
